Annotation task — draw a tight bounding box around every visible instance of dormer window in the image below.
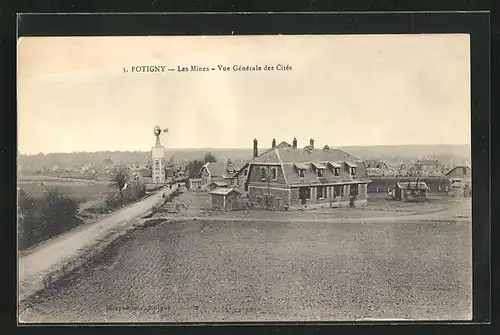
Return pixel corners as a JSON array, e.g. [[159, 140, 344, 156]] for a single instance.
[[260, 167, 267, 180], [350, 167, 356, 176], [317, 169, 323, 177], [334, 168, 340, 176], [299, 169, 306, 178], [271, 167, 278, 181], [244, 169, 248, 176]]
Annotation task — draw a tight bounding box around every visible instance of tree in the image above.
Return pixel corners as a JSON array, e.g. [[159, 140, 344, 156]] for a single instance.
[[204, 152, 217, 164], [109, 166, 130, 192], [186, 160, 204, 179]]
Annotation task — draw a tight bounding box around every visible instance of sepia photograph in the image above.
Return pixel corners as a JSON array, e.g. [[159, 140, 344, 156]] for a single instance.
[[17, 33, 472, 323]]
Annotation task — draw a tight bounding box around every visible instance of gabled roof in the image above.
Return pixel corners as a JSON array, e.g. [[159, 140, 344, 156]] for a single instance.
[[396, 181, 428, 190], [209, 187, 242, 196], [327, 162, 342, 168], [294, 163, 310, 170], [311, 162, 326, 169], [209, 181, 229, 187], [201, 162, 226, 178], [445, 165, 471, 176]]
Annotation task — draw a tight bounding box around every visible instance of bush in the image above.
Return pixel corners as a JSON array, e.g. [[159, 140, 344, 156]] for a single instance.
[[87, 182, 147, 214], [18, 187, 81, 251]]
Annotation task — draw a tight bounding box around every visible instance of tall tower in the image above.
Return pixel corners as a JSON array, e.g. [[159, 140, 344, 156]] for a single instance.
[[151, 125, 168, 184]]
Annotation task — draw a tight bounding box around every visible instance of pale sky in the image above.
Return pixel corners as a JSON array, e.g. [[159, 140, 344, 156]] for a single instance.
[[17, 34, 470, 154]]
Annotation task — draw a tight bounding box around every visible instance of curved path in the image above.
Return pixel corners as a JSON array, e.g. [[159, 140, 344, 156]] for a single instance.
[[19, 186, 178, 302]]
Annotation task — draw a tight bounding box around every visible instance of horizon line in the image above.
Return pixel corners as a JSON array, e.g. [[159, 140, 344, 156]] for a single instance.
[[18, 143, 471, 156]]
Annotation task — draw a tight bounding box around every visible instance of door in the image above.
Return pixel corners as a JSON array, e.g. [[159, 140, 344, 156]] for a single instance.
[[230, 197, 239, 211], [298, 187, 310, 205]]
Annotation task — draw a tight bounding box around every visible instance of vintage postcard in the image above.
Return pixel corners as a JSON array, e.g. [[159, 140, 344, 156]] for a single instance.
[[18, 34, 472, 323]]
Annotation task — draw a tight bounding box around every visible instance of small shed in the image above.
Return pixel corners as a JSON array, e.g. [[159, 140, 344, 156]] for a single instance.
[[390, 181, 428, 202], [449, 181, 471, 197], [209, 187, 242, 211], [208, 181, 229, 191]]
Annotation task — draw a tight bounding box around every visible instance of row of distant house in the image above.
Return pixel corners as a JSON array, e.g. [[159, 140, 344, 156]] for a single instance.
[[364, 159, 467, 178], [191, 138, 372, 210], [190, 139, 472, 210]]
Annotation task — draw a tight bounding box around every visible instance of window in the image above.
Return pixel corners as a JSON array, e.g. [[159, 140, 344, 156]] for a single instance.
[[299, 169, 306, 178], [350, 184, 359, 196], [317, 186, 326, 199], [260, 167, 267, 180], [271, 167, 278, 180], [334, 168, 340, 176], [317, 169, 324, 177], [244, 169, 248, 176], [333, 185, 343, 197], [350, 167, 356, 176]]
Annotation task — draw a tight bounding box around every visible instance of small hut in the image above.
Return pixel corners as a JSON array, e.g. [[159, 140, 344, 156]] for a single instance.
[[449, 180, 471, 197], [389, 181, 429, 202], [209, 187, 242, 211]]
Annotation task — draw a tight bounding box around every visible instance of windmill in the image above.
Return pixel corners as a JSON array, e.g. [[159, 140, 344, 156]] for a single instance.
[[154, 125, 169, 147], [151, 125, 169, 184]]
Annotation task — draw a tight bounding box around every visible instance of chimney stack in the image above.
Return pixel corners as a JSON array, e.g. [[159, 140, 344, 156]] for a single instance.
[[292, 137, 297, 148], [253, 138, 258, 158], [272, 138, 276, 148], [310, 138, 314, 149]]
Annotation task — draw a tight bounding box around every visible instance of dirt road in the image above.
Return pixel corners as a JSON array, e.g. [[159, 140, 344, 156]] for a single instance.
[[19, 186, 177, 302], [19, 201, 472, 323]]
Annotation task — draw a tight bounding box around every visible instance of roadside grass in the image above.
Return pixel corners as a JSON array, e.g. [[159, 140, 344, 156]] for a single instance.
[[18, 180, 114, 205]]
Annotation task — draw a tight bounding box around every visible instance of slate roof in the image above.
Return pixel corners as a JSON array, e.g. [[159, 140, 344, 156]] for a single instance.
[[209, 187, 242, 196], [245, 146, 371, 186]]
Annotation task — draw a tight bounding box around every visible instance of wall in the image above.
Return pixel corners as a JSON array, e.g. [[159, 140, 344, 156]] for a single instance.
[[201, 168, 211, 188], [290, 183, 369, 208], [247, 164, 287, 185], [248, 185, 290, 209], [211, 194, 225, 210]]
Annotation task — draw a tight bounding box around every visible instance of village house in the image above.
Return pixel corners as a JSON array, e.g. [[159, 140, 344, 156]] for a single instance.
[[445, 165, 471, 197], [209, 187, 242, 211], [389, 181, 429, 202], [199, 159, 246, 190], [235, 138, 372, 210], [364, 160, 389, 177]]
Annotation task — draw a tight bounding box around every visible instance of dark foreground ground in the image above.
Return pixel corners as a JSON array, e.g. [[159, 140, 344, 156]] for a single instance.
[[20, 210, 472, 322]]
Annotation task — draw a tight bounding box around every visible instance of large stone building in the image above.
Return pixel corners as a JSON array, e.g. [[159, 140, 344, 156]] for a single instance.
[[236, 138, 372, 210]]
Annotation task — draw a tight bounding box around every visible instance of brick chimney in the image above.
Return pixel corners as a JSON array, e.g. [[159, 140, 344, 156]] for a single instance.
[[292, 137, 297, 148], [310, 138, 314, 149], [272, 138, 276, 148], [253, 138, 258, 158]]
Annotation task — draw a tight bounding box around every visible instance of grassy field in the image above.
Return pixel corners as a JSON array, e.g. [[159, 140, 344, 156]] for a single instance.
[[20, 215, 472, 322], [18, 177, 115, 204], [159, 190, 464, 220]]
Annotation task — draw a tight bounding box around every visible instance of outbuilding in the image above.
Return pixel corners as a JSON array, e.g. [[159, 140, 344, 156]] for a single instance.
[[389, 181, 428, 202], [209, 187, 242, 211]]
